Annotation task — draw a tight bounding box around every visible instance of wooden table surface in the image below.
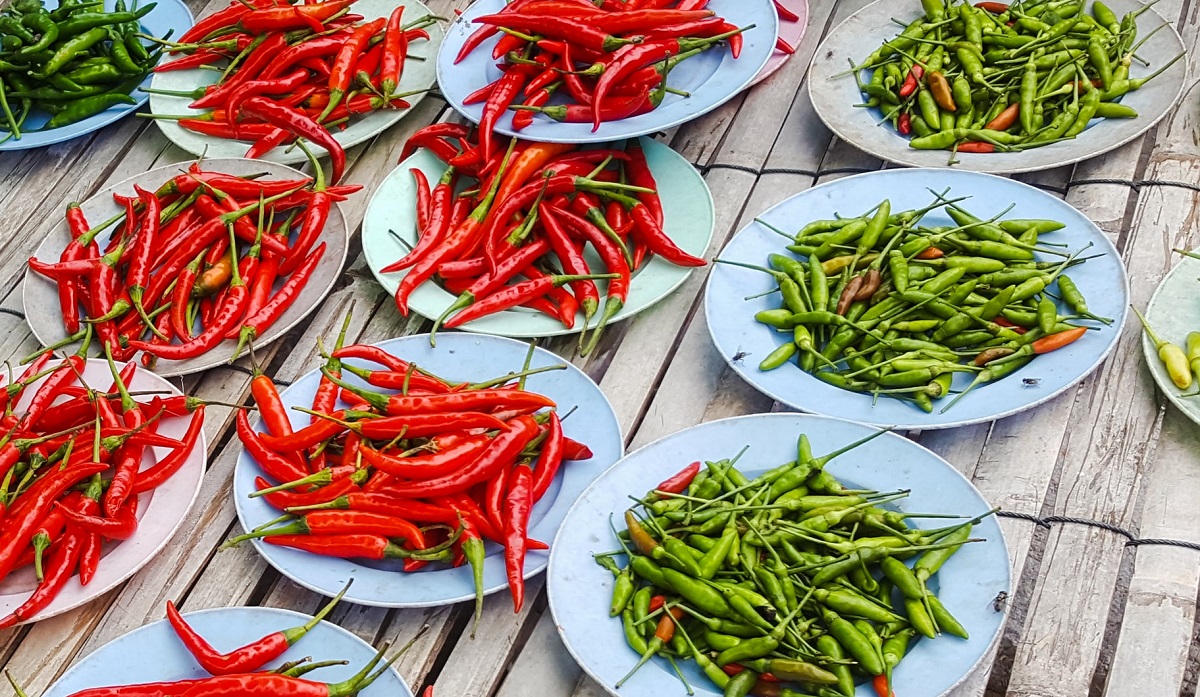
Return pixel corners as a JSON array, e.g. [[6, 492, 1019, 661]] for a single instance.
[[1, 0, 1199, 694]]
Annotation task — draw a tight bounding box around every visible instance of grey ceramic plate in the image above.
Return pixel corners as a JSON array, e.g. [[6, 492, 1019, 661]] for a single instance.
[[23, 158, 349, 377], [806, 0, 1187, 174], [1142, 249, 1200, 422]]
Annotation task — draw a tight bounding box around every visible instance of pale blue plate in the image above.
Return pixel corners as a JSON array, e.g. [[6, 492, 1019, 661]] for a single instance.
[[233, 333, 624, 607], [43, 606, 410, 697], [547, 413, 1009, 697], [705, 169, 1128, 430], [362, 137, 714, 337], [436, 0, 777, 143], [0, 0, 193, 151]]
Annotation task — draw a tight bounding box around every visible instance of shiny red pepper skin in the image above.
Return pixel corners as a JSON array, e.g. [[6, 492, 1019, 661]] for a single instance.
[[240, 98, 346, 184], [359, 435, 491, 478], [132, 406, 206, 495], [503, 462, 534, 611], [629, 203, 705, 266], [529, 412, 564, 502], [656, 461, 700, 494]]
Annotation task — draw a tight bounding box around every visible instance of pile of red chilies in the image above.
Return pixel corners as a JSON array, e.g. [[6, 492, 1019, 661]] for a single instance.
[[0, 347, 204, 630], [393, 126, 705, 354], [9, 595, 422, 696], [231, 335, 594, 622], [452, 0, 761, 136], [149, 0, 436, 182], [27, 163, 358, 367]]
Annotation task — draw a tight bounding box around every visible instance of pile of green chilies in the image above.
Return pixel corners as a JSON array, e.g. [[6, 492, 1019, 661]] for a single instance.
[[849, 0, 1183, 157], [725, 190, 1112, 413], [0, 0, 164, 139], [598, 430, 991, 697]]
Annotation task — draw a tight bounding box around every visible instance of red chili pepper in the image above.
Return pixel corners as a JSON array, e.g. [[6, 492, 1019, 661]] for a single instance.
[[529, 412, 564, 502], [233, 242, 326, 358], [483, 462, 512, 536], [444, 273, 610, 329], [503, 461, 533, 612], [241, 0, 354, 32], [359, 435, 491, 478], [190, 32, 288, 110], [513, 84, 555, 131], [401, 123, 471, 162], [166, 585, 348, 676], [774, 36, 795, 54], [379, 6, 407, 98], [59, 495, 139, 541], [898, 113, 913, 135], [956, 141, 996, 153], [393, 147, 515, 314], [475, 13, 632, 54], [974, 1, 1009, 12], [238, 408, 310, 484], [899, 64, 924, 98], [478, 67, 530, 160], [464, 80, 498, 105], [263, 532, 418, 560], [412, 168, 432, 233], [336, 411, 508, 440], [0, 507, 87, 629], [319, 17, 386, 120], [383, 168, 457, 273], [240, 98, 346, 184], [363, 416, 539, 499], [538, 202, 600, 324], [773, 0, 799, 21], [629, 203, 705, 266]]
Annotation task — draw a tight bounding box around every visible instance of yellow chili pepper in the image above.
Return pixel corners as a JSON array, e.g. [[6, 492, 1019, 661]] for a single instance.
[[1132, 307, 1191, 389]]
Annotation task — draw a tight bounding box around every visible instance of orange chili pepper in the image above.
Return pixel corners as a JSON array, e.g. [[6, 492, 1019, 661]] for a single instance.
[[985, 103, 1020, 131], [927, 71, 956, 112]]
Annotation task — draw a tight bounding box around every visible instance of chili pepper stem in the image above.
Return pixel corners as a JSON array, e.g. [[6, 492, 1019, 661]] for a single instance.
[[466, 363, 567, 390], [4, 670, 29, 697]]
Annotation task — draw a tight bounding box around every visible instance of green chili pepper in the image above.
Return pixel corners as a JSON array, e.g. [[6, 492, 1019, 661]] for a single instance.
[[927, 594, 969, 638], [610, 567, 635, 616]]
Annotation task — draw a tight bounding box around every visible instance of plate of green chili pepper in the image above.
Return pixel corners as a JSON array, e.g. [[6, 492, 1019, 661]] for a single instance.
[[231, 333, 624, 608], [703, 168, 1128, 430], [547, 413, 1009, 697], [0, 0, 191, 150], [38, 606, 411, 697], [805, 0, 1187, 174], [1136, 249, 1200, 424]]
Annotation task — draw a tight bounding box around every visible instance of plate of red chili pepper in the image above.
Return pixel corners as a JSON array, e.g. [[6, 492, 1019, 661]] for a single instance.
[[0, 355, 206, 629], [547, 412, 1009, 697], [363, 132, 713, 348], [704, 168, 1128, 430], [146, 0, 442, 172], [230, 332, 623, 610], [436, 0, 777, 144], [36, 605, 412, 697], [22, 158, 352, 377]]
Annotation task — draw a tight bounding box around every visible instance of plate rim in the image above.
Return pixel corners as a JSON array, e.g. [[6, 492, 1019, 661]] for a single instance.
[[805, 0, 1189, 175], [703, 167, 1130, 430], [546, 411, 1012, 697], [361, 136, 716, 337], [21, 157, 350, 378], [232, 331, 626, 608]]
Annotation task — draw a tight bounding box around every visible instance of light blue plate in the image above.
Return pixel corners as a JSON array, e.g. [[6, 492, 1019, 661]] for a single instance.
[[0, 0, 193, 151], [43, 606, 410, 697], [233, 333, 624, 607], [547, 413, 1009, 697], [436, 0, 777, 143], [362, 137, 714, 337], [705, 169, 1128, 430]]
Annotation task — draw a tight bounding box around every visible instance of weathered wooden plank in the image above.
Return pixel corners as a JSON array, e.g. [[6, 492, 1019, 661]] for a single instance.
[[494, 610, 584, 697], [1104, 408, 1200, 696]]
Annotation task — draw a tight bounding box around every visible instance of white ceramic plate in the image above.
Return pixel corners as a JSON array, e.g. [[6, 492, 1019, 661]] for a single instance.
[[548, 413, 1010, 697], [42, 606, 410, 697], [807, 0, 1187, 174], [148, 0, 442, 163], [705, 168, 1128, 430], [23, 158, 350, 377], [233, 333, 624, 607], [1141, 248, 1200, 423], [436, 0, 778, 143], [0, 362, 206, 625], [362, 137, 714, 337]]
